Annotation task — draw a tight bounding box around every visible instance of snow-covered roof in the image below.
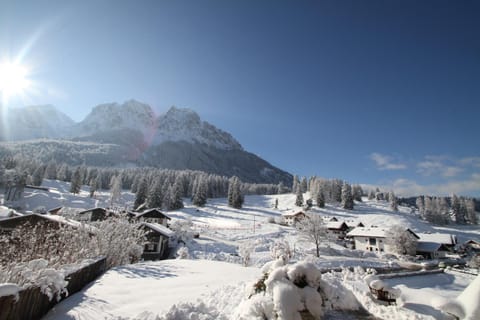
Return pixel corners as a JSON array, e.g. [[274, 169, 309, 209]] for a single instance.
[[347, 227, 419, 239], [417, 233, 457, 245], [0, 206, 15, 219], [78, 207, 107, 214], [130, 208, 171, 220], [346, 227, 388, 238], [281, 211, 305, 217], [142, 222, 174, 237], [326, 221, 348, 230]]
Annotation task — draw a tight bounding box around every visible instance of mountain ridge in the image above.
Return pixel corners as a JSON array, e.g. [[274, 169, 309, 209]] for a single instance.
[[0, 100, 292, 185]]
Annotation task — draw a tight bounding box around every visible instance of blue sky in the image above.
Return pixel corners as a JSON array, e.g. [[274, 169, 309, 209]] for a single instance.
[[1, 0, 479, 196]]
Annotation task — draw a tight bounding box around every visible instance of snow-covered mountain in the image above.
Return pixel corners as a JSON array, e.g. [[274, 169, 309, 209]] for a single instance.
[[155, 106, 242, 150], [0, 105, 75, 141], [0, 100, 292, 184]]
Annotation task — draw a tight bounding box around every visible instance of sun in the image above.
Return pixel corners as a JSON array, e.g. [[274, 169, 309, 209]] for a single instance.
[[0, 61, 30, 101]]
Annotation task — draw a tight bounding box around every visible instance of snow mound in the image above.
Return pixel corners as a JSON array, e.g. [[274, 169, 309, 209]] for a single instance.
[[438, 274, 480, 320], [0, 283, 21, 301]]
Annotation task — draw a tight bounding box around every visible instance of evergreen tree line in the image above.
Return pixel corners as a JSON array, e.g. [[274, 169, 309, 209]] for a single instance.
[[291, 175, 364, 210], [415, 195, 477, 225], [0, 157, 288, 211]]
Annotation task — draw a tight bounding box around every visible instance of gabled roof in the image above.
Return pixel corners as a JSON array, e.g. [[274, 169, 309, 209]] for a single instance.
[[0, 213, 85, 229], [129, 208, 171, 220], [142, 222, 174, 237], [282, 211, 305, 217], [78, 207, 108, 215], [347, 227, 419, 239], [326, 221, 348, 230], [417, 233, 457, 245]]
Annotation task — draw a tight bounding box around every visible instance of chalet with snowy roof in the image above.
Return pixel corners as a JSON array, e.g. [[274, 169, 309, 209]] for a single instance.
[[282, 211, 306, 226], [140, 222, 175, 260], [416, 242, 450, 259], [346, 227, 419, 254], [417, 233, 457, 251], [78, 207, 112, 222], [326, 221, 349, 239], [128, 208, 171, 226], [346, 221, 365, 231]]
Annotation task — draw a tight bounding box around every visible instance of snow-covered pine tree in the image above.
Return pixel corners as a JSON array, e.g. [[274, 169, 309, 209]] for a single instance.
[[32, 165, 45, 186], [341, 182, 354, 210], [167, 177, 184, 210], [295, 185, 304, 207], [70, 167, 82, 194], [134, 177, 149, 210], [465, 198, 478, 224], [352, 184, 363, 202], [44, 161, 57, 180], [316, 190, 325, 208], [292, 175, 300, 195], [389, 191, 398, 211], [416, 196, 425, 216], [300, 177, 308, 193], [109, 175, 122, 207], [452, 195, 465, 224], [228, 176, 244, 209], [56, 163, 69, 181], [192, 176, 208, 207], [368, 189, 375, 200], [145, 178, 163, 209]]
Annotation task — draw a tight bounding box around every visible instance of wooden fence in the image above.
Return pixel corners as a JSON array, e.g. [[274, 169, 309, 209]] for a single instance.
[[0, 257, 106, 320]]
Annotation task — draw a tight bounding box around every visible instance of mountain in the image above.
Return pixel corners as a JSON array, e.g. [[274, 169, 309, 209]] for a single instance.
[[0, 105, 75, 141], [0, 100, 292, 185]]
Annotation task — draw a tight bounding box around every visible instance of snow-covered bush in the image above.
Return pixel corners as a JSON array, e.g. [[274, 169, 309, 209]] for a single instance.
[[238, 240, 256, 267], [236, 261, 325, 319], [269, 239, 293, 263], [170, 219, 194, 245], [385, 225, 417, 256], [0, 217, 145, 280], [176, 246, 190, 259], [0, 259, 68, 301]]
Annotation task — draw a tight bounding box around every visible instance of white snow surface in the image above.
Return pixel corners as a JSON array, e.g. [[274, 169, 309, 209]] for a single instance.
[[1, 181, 478, 319], [43, 259, 260, 320]]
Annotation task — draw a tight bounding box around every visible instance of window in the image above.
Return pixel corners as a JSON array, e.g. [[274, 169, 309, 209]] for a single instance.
[[369, 238, 377, 246], [145, 243, 157, 252]]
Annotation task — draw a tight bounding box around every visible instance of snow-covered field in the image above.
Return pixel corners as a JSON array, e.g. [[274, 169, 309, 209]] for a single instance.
[[2, 180, 479, 319]]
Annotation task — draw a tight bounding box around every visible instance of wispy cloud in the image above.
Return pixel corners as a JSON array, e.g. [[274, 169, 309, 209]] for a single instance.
[[417, 155, 464, 178], [362, 173, 480, 197], [370, 152, 406, 171]]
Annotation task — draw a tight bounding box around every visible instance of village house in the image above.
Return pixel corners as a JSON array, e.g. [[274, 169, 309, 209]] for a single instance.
[[128, 208, 171, 226], [326, 221, 349, 239], [282, 211, 306, 226], [416, 242, 450, 259], [140, 222, 175, 260], [417, 233, 457, 251], [77, 207, 114, 222], [346, 226, 419, 254]]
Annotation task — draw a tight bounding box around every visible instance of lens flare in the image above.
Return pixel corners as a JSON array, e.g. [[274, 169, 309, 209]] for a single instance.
[[0, 61, 30, 103]]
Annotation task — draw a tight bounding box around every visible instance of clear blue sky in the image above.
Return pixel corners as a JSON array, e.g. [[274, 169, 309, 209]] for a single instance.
[[1, 0, 479, 196]]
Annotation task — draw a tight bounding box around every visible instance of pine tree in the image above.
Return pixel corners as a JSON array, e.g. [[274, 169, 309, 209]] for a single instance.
[[70, 167, 82, 194], [32, 165, 45, 186], [295, 185, 304, 207], [465, 198, 477, 224], [389, 191, 398, 211], [316, 191, 325, 208], [228, 176, 244, 209], [167, 178, 184, 210], [110, 175, 122, 207], [368, 190, 375, 200], [452, 195, 465, 224], [56, 164, 69, 181], [416, 196, 425, 216], [300, 177, 308, 193], [292, 175, 300, 195], [135, 177, 150, 210], [341, 182, 354, 210], [44, 161, 57, 180], [192, 176, 208, 207]]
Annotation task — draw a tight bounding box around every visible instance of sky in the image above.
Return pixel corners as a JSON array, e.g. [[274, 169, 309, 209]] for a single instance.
[[0, 0, 479, 197]]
